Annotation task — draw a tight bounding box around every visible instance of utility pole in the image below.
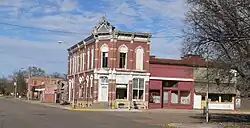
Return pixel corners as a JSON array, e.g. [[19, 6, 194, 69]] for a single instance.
[[14, 82, 17, 98], [27, 70, 31, 101], [206, 45, 210, 123]]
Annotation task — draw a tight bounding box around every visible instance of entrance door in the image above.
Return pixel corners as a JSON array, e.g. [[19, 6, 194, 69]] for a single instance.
[[101, 85, 108, 101], [99, 76, 109, 102]]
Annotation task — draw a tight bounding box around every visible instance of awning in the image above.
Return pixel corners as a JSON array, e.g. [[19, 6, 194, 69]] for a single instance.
[[35, 88, 45, 91]]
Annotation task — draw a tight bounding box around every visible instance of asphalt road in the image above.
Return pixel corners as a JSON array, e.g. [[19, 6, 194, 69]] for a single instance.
[[0, 98, 163, 128]]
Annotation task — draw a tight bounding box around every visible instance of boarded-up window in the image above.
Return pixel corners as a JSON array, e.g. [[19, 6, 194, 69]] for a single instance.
[[171, 91, 178, 104], [136, 47, 144, 70], [180, 91, 191, 104]]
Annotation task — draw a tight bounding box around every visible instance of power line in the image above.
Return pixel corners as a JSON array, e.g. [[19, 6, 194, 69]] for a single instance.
[[0, 22, 183, 39], [0, 22, 84, 35]]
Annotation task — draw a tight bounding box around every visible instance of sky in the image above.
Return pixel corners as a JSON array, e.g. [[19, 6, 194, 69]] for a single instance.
[[0, 0, 187, 76]]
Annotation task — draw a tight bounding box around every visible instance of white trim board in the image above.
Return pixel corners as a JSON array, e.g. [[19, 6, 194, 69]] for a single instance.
[[150, 77, 194, 82]]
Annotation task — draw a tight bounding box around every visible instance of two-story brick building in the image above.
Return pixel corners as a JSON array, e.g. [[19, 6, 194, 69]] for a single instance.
[[26, 76, 63, 101], [67, 17, 151, 109]]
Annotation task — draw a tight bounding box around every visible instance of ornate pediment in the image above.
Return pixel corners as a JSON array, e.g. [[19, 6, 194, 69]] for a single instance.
[[93, 16, 115, 34]]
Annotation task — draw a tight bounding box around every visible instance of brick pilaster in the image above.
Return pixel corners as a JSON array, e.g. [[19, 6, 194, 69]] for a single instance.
[[128, 80, 132, 101], [145, 81, 149, 102]]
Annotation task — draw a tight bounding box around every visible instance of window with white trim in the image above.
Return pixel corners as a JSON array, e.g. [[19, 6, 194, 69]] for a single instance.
[[71, 56, 74, 73], [77, 54, 80, 72], [102, 52, 108, 68], [79, 86, 84, 98], [118, 45, 128, 69], [87, 50, 90, 69], [119, 53, 126, 68], [74, 55, 77, 73], [101, 44, 109, 68], [82, 52, 85, 71], [79, 53, 82, 71], [69, 56, 72, 74], [135, 46, 144, 70], [73, 55, 75, 73], [90, 77, 93, 98], [91, 48, 94, 69], [132, 78, 144, 100]]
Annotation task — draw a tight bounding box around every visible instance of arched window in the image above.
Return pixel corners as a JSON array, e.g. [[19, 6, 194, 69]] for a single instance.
[[101, 44, 109, 68], [118, 44, 128, 68], [135, 46, 144, 70]]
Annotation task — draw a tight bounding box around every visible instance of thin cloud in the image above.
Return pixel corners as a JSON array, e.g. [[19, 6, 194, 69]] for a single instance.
[[0, 0, 187, 75]]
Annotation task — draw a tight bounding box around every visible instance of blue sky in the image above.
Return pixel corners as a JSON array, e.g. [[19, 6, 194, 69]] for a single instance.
[[0, 0, 187, 76]]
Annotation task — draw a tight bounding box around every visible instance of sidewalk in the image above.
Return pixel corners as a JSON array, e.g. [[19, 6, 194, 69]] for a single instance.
[[144, 108, 250, 115], [18, 99, 71, 110], [18, 99, 142, 112], [167, 123, 223, 128]]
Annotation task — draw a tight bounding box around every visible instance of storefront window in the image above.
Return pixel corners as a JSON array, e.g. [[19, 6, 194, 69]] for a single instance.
[[163, 90, 169, 104], [180, 91, 190, 104], [132, 78, 144, 100], [209, 94, 219, 102], [171, 91, 178, 104], [221, 94, 233, 102], [116, 84, 127, 99], [149, 90, 160, 103]]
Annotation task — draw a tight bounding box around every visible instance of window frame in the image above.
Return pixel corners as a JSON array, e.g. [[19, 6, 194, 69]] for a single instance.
[[119, 52, 127, 68], [132, 78, 145, 101], [135, 46, 144, 70], [87, 50, 90, 69], [116, 84, 128, 100], [101, 52, 108, 68], [91, 48, 94, 69]]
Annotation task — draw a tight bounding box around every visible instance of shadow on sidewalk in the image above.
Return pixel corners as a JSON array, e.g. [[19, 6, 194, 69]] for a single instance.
[[190, 113, 250, 126]]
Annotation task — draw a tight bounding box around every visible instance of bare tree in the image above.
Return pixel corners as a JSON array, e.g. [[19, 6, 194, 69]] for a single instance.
[[183, 0, 250, 96], [49, 72, 63, 78]]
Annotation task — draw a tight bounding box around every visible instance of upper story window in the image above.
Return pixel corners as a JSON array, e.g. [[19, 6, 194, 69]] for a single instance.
[[101, 44, 109, 68], [91, 48, 94, 69], [72, 55, 76, 73], [87, 50, 90, 69], [82, 52, 85, 71], [79, 53, 82, 71], [119, 44, 128, 69], [135, 46, 144, 70], [69, 56, 72, 74], [77, 54, 80, 72]]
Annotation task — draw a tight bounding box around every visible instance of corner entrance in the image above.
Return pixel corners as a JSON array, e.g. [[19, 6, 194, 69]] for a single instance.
[[99, 76, 109, 102]]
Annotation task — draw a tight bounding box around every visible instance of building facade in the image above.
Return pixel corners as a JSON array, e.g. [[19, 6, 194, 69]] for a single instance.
[[27, 76, 63, 100], [67, 17, 151, 109], [148, 56, 195, 109]]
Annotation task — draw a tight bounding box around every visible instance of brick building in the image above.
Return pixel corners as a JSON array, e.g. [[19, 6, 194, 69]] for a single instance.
[[148, 55, 195, 109], [26, 76, 63, 100], [67, 17, 151, 109]]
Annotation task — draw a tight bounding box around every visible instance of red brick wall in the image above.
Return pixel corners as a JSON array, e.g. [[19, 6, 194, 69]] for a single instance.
[[44, 94, 54, 103], [97, 40, 150, 71], [150, 64, 193, 78]]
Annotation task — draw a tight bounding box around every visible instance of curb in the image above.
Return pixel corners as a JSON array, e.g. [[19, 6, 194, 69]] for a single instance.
[[67, 108, 144, 112]]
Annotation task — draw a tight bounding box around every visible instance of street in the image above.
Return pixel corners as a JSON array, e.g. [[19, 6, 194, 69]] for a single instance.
[[0, 98, 167, 128], [1, 98, 250, 128]]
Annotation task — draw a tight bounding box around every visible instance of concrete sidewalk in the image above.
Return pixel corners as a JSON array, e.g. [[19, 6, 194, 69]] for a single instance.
[[145, 108, 250, 115], [167, 123, 223, 128]]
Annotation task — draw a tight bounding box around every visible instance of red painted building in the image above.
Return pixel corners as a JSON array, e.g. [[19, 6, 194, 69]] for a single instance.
[[148, 56, 195, 109]]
